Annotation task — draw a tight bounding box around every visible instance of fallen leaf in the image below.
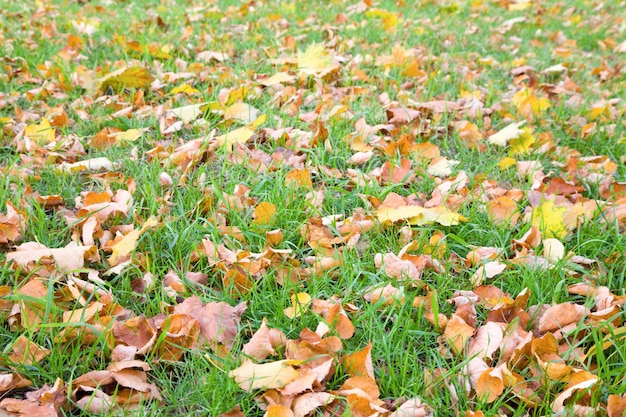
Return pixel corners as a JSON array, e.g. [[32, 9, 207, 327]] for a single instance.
[[98, 65, 154, 91], [229, 359, 300, 391], [488, 121, 526, 146]]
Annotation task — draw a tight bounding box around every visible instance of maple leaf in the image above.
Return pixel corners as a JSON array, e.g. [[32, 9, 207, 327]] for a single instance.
[[297, 43, 338, 76]]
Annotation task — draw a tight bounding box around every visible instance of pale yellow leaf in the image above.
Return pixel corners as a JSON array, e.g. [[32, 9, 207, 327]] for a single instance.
[[488, 121, 526, 146], [229, 359, 300, 391], [215, 127, 255, 151]]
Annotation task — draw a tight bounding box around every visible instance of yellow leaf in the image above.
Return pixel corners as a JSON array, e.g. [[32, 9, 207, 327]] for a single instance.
[[25, 118, 55, 143], [376, 205, 466, 226], [365, 8, 400, 32], [168, 101, 222, 124], [498, 157, 516, 170], [298, 43, 336, 76], [284, 292, 311, 319], [99, 65, 154, 91], [109, 216, 158, 266], [215, 127, 255, 151], [224, 102, 259, 124], [108, 128, 145, 142], [253, 202, 276, 225], [170, 83, 200, 95], [531, 200, 569, 239], [259, 72, 295, 87], [509, 128, 536, 155], [512, 89, 550, 117], [229, 359, 300, 391]]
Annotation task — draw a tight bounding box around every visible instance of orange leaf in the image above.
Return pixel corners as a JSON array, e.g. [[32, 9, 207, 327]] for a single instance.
[[608, 394, 626, 417], [444, 314, 474, 355], [343, 343, 374, 379], [475, 367, 505, 403], [285, 169, 312, 188], [253, 202, 277, 225]]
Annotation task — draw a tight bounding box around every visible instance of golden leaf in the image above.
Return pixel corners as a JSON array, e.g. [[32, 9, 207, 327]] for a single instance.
[[98, 65, 154, 91]]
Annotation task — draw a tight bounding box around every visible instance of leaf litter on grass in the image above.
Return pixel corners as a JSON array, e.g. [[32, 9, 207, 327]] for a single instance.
[[0, 0, 625, 416]]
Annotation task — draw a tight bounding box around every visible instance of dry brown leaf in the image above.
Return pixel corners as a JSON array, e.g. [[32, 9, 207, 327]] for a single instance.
[[467, 322, 503, 360], [243, 319, 287, 361], [292, 392, 334, 417], [0, 378, 65, 417], [536, 302, 587, 333], [390, 397, 428, 417], [7, 242, 97, 272], [0, 201, 25, 245], [608, 394, 626, 417], [444, 314, 475, 355], [173, 296, 246, 349], [552, 374, 598, 413], [363, 283, 405, 306]]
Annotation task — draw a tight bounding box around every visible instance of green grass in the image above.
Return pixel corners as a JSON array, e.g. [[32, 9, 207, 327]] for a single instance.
[[1, 0, 625, 416]]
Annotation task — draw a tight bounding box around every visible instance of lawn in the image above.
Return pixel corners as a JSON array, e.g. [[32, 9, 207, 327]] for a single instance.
[[0, 0, 625, 416]]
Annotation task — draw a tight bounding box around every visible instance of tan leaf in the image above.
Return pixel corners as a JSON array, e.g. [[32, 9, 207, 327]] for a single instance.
[[537, 302, 587, 333], [292, 392, 334, 417], [488, 121, 526, 146], [347, 151, 373, 165], [363, 283, 405, 306], [470, 261, 507, 287], [543, 238, 565, 263], [487, 196, 519, 227], [444, 314, 474, 355], [0, 201, 26, 244], [390, 397, 428, 417], [60, 157, 119, 173], [229, 359, 300, 391], [224, 102, 259, 124], [343, 343, 374, 379], [376, 205, 465, 226], [552, 374, 598, 413], [475, 367, 505, 403], [8, 335, 50, 365], [427, 157, 459, 177], [173, 296, 246, 349], [215, 127, 255, 151], [7, 242, 96, 272], [468, 322, 504, 361], [242, 319, 287, 361]]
